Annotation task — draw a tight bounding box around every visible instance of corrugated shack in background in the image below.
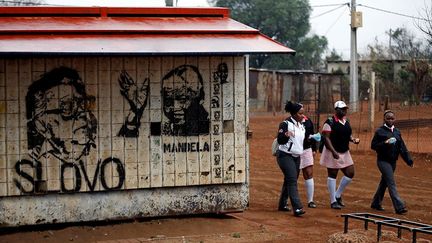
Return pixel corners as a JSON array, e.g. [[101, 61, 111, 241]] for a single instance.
[[0, 6, 294, 226], [249, 68, 343, 114]]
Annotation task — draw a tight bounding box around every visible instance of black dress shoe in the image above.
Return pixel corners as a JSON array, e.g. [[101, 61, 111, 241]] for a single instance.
[[331, 202, 342, 209], [336, 197, 345, 207], [278, 206, 291, 212], [371, 205, 385, 211], [308, 201, 317, 208], [396, 208, 408, 214], [294, 208, 306, 217]]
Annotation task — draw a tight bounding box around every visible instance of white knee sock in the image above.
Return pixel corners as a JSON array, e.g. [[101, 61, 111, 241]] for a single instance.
[[335, 176, 352, 198], [327, 177, 337, 204], [305, 178, 314, 203]]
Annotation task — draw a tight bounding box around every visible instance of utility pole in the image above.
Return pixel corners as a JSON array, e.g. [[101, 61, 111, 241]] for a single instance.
[[369, 72, 375, 131], [350, 0, 361, 112]]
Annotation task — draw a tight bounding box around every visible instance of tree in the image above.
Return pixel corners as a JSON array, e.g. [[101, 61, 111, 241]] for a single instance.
[[209, 0, 328, 70], [364, 27, 432, 102], [407, 59, 432, 104], [0, 0, 44, 6], [417, 0, 432, 45], [325, 48, 343, 62]]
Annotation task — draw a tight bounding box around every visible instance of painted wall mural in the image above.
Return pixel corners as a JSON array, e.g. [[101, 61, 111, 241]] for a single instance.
[[0, 56, 247, 196]]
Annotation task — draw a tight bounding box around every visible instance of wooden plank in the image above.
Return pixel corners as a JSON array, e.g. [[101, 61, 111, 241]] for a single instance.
[[57, 57, 72, 69], [221, 56, 234, 121], [45, 57, 58, 73], [5, 68, 18, 101], [71, 57, 84, 74], [199, 134, 211, 184], [46, 156, 60, 191], [186, 136, 199, 186], [84, 57, 98, 84], [245, 55, 250, 184], [222, 133, 235, 183], [124, 56, 136, 72], [162, 135, 175, 187], [18, 58, 31, 87], [7, 167, 21, 196], [150, 136, 162, 187], [174, 136, 187, 186], [0, 59, 4, 87], [125, 162, 138, 189], [31, 57, 45, 72], [234, 56, 245, 70], [0, 58, 4, 73], [111, 57, 123, 71]]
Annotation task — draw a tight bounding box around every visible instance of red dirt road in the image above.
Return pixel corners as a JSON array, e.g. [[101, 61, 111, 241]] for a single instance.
[[1, 113, 431, 243]]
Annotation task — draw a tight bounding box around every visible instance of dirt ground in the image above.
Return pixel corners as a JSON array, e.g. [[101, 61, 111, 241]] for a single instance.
[[1, 113, 432, 243]]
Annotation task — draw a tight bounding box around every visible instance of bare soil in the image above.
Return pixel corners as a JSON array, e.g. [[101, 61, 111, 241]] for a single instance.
[[1, 113, 432, 243]]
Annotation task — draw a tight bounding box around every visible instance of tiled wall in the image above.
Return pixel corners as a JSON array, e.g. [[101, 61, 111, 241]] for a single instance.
[[0, 56, 247, 196]]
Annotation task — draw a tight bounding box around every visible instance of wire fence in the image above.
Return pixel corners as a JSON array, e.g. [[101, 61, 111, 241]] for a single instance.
[[307, 100, 432, 154]]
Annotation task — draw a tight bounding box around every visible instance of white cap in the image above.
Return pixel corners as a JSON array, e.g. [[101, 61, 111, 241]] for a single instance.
[[334, 101, 348, 109]]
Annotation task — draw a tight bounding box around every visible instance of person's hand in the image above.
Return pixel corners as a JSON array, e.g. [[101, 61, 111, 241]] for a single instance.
[[386, 137, 397, 144], [407, 160, 414, 167], [285, 131, 294, 137], [352, 138, 360, 144], [118, 70, 149, 112], [332, 151, 339, 160]]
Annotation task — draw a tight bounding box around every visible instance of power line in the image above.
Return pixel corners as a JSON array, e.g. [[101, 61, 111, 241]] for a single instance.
[[311, 3, 349, 8], [357, 4, 428, 22], [311, 3, 348, 19], [325, 7, 348, 35]]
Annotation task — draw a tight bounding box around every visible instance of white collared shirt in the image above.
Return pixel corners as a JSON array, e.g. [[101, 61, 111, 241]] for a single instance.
[[384, 123, 394, 132], [278, 117, 305, 156]]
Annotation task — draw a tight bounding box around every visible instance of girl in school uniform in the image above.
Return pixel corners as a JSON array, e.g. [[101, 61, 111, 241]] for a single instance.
[[300, 115, 319, 208], [276, 101, 306, 216], [320, 101, 360, 209], [370, 110, 413, 214]]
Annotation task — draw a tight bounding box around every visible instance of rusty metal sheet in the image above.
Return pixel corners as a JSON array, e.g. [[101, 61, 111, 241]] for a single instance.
[[0, 7, 295, 55], [0, 34, 294, 55]]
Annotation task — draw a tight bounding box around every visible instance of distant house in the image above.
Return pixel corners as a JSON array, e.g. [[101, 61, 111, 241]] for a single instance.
[[327, 59, 409, 80]]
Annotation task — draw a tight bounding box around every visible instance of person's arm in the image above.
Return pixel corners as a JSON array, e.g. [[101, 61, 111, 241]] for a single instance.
[[321, 122, 339, 159], [398, 132, 413, 167], [277, 121, 290, 144], [371, 129, 386, 151], [307, 120, 318, 152]]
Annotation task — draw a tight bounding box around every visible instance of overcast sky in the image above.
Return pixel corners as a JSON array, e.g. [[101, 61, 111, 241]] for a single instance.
[[43, 0, 430, 59]]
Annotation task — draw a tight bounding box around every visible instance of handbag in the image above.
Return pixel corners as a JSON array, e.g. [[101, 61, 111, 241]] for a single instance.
[[271, 138, 279, 156], [271, 120, 289, 156]]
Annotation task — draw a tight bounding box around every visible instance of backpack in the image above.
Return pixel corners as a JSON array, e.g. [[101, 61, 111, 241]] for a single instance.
[[271, 120, 290, 156]]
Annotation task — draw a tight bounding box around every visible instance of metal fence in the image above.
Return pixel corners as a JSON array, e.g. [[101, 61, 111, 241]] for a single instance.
[[311, 100, 432, 154]]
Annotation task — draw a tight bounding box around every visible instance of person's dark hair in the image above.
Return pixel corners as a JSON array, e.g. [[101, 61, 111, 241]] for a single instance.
[[384, 110, 394, 117], [284, 101, 302, 115]]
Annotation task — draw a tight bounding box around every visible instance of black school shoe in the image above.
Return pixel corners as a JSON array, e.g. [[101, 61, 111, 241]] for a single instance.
[[336, 197, 345, 207], [278, 206, 291, 212], [371, 205, 385, 211], [294, 208, 306, 217], [331, 202, 342, 210], [308, 201, 317, 208], [396, 208, 408, 215]]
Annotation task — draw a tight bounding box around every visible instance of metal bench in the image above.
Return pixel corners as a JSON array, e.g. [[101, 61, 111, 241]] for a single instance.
[[342, 213, 432, 243]]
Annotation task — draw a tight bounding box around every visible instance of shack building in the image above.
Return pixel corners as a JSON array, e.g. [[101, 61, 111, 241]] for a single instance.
[[0, 7, 294, 226]]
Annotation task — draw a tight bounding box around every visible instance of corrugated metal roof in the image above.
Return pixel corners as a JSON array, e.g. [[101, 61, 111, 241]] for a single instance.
[[0, 7, 295, 56]]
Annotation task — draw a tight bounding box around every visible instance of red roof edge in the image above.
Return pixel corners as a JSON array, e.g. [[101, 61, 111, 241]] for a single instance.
[[0, 6, 230, 18]]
